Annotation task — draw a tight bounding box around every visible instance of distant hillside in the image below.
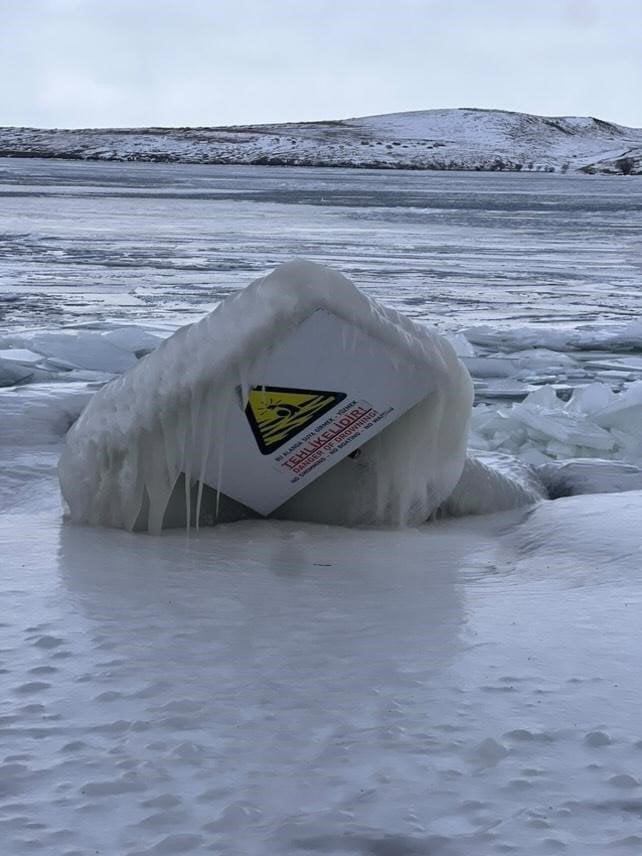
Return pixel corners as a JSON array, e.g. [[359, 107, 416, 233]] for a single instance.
[[1, 108, 641, 174]]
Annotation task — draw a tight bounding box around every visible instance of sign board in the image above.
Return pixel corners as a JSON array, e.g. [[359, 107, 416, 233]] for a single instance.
[[198, 309, 435, 516]]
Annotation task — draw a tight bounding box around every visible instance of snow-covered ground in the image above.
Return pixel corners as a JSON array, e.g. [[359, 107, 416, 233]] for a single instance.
[[2, 108, 642, 174], [2, 160, 642, 854]]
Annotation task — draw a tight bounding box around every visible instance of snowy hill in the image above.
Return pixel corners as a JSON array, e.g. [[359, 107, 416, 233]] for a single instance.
[[1, 108, 642, 174]]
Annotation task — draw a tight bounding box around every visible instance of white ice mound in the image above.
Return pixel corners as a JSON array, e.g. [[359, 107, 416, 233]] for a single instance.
[[441, 453, 547, 518], [59, 260, 473, 532]]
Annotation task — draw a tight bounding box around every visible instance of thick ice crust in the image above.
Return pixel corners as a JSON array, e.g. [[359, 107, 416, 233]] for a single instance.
[[59, 261, 473, 531]]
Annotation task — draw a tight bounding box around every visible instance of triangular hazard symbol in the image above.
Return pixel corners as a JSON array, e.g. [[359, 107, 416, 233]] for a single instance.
[[245, 386, 346, 455]]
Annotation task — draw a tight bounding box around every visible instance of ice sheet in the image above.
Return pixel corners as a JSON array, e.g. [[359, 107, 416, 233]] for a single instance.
[[471, 382, 642, 466], [2, 493, 642, 855]]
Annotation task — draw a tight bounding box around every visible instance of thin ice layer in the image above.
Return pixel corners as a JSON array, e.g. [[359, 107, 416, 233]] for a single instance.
[[59, 260, 473, 532]]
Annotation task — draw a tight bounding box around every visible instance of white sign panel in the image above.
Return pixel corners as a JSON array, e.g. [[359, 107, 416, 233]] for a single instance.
[[200, 309, 434, 515]]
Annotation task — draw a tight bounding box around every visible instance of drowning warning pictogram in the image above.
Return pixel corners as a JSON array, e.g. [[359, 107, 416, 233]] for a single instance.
[[245, 386, 346, 455]]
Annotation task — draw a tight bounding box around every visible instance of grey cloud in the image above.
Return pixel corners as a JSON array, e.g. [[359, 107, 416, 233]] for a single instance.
[[0, 0, 640, 128]]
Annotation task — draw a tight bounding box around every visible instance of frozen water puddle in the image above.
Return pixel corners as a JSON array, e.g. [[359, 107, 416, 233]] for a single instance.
[[2, 493, 642, 855]]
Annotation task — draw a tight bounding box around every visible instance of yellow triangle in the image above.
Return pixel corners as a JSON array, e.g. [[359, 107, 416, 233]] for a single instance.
[[245, 385, 346, 455]]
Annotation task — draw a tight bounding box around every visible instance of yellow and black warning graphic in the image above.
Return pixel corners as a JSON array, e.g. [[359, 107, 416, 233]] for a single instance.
[[245, 386, 346, 455]]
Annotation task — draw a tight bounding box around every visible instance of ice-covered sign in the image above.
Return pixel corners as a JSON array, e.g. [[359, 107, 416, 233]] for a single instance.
[[59, 260, 473, 532], [199, 309, 434, 515]]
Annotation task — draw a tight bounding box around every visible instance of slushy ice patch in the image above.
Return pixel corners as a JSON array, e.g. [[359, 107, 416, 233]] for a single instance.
[[58, 260, 473, 532]]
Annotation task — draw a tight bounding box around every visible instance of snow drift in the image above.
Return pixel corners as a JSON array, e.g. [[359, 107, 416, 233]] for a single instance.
[[59, 261, 473, 532]]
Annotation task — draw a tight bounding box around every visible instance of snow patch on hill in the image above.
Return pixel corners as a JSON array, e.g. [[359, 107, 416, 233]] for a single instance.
[[2, 108, 642, 174]]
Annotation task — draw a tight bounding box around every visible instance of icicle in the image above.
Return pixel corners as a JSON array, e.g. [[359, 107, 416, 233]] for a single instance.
[[195, 383, 217, 530], [182, 392, 194, 534], [214, 385, 234, 522]]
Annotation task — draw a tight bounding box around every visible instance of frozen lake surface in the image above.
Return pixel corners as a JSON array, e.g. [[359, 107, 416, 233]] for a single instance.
[[2, 159, 642, 332], [1, 160, 642, 855]]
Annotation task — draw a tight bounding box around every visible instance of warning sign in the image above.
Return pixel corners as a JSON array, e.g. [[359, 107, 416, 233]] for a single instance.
[[245, 386, 346, 454], [273, 399, 392, 482], [193, 308, 435, 516]]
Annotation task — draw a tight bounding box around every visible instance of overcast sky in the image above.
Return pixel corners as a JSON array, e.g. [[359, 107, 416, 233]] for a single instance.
[[1, 0, 641, 129]]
